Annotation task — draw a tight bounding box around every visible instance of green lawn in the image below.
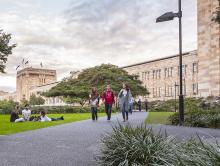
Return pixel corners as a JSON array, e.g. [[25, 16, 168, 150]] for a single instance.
[[145, 112, 174, 125], [0, 113, 106, 135]]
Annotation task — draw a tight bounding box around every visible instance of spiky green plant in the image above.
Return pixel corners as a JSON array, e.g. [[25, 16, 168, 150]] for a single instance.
[[97, 124, 220, 166]]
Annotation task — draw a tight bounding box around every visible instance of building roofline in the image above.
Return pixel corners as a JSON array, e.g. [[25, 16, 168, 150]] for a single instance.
[[17, 67, 56, 75], [121, 50, 197, 69]]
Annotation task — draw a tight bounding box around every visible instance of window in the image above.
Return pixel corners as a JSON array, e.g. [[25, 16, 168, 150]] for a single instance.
[[193, 63, 198, 74], [147, 71, 150, 80], [153, 70, 156, 79], [158, 87, 161, 97], [193, 83, 198, 95], [164, 68, 167, 78], [142, 72, 145, 81], [165, 67, 173, 78], [153, 88, 156, 97], [178, 65, 187, 76], [158, 69, 161, 79]]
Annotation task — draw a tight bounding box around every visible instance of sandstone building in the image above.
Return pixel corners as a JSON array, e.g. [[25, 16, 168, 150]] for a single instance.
[[197, 0, 220, 97], [123, 0, 220, 101], [123, 51, 198, 101], [16, 67, 57, 102]]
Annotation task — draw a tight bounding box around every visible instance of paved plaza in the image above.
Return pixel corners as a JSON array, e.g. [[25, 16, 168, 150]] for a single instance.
[[0, 112, 220, 166]]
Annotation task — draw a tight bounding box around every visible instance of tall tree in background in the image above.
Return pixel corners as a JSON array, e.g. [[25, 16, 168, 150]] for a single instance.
[[44, 64, 149, 106], [0, 29, 16, 73]]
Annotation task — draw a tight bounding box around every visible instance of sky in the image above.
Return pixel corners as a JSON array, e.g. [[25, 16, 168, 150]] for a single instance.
[[0, 0, 197, 92]]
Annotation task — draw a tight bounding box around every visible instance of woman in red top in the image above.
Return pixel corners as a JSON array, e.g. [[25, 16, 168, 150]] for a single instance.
[[102, 85, 115, 121]]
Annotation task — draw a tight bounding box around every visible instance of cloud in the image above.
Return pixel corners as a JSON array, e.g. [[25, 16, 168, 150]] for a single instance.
[[0, 0, 197, 91]]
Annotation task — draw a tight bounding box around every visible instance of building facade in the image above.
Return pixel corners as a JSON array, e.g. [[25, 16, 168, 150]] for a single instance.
[[29, 82, 66, 106], [198, 0, 220, 97], [123, 0, 220, 101], [16, 67, 57, 102], [123, 51, 198, 101]]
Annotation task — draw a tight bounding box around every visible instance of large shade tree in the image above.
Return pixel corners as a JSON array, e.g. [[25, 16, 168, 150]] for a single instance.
[[0, 29, 16, 73], [44, 64, 149, 106]]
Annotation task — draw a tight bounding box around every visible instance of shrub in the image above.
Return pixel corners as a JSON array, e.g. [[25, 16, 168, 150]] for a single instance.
[[30, 105, 117, 114], [0, 100, 17, 114], [169, 109, 220, 128], [97, 125, 220, 165]]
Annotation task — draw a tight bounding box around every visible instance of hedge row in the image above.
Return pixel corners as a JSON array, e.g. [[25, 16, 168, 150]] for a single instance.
[[169, 109, 220, 128], [0, 105, 118, 114]]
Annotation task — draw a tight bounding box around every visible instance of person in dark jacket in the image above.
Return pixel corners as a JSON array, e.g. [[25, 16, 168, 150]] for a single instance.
[[118, 83, 132, 122], [137, 99, 142, 111], [102, 85, 115, 121], [144, 98, 148, 112], [10, 105, 22, 122]]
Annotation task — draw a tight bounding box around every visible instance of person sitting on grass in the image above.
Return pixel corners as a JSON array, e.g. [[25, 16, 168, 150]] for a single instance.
[[10, 105, 23, 122], [40, 110, 64, 122], [10, 105, 31, 123], [22, 104, 32, 121]]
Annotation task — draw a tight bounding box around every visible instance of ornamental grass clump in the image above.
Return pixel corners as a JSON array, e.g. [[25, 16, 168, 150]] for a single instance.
[[97, 124, 220, 166], [97, 124, 177, 166]]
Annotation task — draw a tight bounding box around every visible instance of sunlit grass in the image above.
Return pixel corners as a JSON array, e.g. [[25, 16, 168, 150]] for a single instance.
[[145, 112, 174, 125], [0, 113, 106, 135]]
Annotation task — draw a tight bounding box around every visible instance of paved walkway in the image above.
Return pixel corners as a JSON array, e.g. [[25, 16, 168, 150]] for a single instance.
[[0, 112, 220, 166], [0, 112, 147, 166]]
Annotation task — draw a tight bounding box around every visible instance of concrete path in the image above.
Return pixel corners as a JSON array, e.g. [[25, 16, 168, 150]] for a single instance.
[[149, 124, 220, 143], [0, 112, 147, 166], [0, 112, 220, 166]]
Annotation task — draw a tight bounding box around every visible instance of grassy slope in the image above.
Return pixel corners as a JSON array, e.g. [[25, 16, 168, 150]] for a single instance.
[[145, 112, 174, 125], [0, 113, 106, 135]]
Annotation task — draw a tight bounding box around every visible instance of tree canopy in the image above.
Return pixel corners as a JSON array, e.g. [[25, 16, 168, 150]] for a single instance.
[[0, 29, 16, 73], [44, 64, 148, 105], [29, 94, 45, 106]]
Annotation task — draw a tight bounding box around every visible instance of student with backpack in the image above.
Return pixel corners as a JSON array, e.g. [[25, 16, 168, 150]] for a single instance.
[[89, 87, 100, 121], [102, 85, 115, 121]]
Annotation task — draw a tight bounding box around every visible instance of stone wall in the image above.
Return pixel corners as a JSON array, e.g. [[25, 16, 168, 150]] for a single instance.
[[198, 0, 220, 97]]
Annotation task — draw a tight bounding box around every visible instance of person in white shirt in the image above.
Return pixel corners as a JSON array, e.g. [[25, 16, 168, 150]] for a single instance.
[[40, 111, 64, 122], [22, 105, 31, 121]]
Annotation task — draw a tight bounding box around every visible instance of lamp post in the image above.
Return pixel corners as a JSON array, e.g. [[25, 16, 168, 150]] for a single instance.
[[156, 0, 184, 125]]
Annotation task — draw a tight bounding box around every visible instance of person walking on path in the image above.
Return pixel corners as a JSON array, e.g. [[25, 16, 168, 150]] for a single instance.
[[102, 85, 115, 121], [129, 96, 134, 114], [137, 99, 142, 112], [118, 83, 132, 122], [89, 87, 100, 121], [144, 98, 148, 112]]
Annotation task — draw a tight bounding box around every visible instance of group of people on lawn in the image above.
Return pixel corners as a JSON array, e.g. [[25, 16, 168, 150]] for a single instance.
[[10, 104, 64, 123], [89, 83, 148, 122], [10, 83, 147, 123]]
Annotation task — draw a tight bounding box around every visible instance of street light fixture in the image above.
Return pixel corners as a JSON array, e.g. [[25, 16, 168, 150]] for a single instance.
[[156, 0, 184, 125]]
